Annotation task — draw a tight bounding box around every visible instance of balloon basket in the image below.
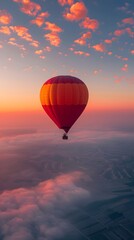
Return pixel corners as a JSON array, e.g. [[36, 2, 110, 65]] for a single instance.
[[62, 133, 68, 140]]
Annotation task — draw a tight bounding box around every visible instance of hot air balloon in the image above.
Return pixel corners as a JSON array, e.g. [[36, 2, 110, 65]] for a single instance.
[[40, 75, 89, 139]]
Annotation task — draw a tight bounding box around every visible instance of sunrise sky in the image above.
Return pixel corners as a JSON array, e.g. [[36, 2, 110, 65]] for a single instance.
[[0, 2, 134, 239], [0, 0, 134, 113]]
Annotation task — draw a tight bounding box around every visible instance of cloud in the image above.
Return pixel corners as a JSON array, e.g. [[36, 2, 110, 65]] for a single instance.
[[8, 40, 25, 49], [34, 49, 43, 55], [44, 32, 61, 46], [130, 50, 134, 55], [125, 27, 134, 37], [0, 171, 90, 240], [44, 22, 62, 33], [44, 22, 63, 47], [121, 63, 128, 72], [0, 128, 36, 138], [117, 2, 129, 12], [107, 51, 112, 55], [31, 12, 49, 27], [74, 31, 92, 45], [10, 26, 39, 47], [80, 17, 99, 31], [40, 55, 45, 59], [114, 75, 125, 83], [73, 50, 90, 56], [92, 43, 106, 52], [0, 26, 11, 35], [43, 46, 51, 52], [114, 27, 134, 37], [63, 2, 88, 21], [122, 17, 134, 25], [93, 69, 102, 75], [104, 37, 116, 44], [29, 40, 39, 48], [114, 75, 134, 84], [10, 26, 33, 41], [0, 10, 12, 24], [58, 0, 74, 6], [122, 57, 128, 61], [115, 54, 128, 61], [114, 29, 125, 36], [13, 0, 41, 16], [104, 39, 112, 44], [8, 38, 26, 51]]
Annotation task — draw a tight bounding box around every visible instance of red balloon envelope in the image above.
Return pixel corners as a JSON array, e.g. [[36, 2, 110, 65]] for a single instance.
[[40, 75, 89, 137]]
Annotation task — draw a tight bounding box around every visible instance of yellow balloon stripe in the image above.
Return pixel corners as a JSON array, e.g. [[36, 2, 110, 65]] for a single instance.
[[40, 84, 51, 105]]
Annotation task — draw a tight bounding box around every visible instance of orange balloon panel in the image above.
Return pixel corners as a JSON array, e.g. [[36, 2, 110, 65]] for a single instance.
[[40, 75, 89, 133]]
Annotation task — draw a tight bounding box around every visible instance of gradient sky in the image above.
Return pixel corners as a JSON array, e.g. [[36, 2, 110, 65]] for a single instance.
[[0, 2, 134, 239], [0, 0, 134, 112]]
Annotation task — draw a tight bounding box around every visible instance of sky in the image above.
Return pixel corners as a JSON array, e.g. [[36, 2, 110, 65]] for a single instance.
[[0, 0, 134, 113], [0, 2, 134, 239]]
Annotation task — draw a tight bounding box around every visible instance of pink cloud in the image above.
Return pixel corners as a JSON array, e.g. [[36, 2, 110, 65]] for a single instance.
[[13, 0, 41, 16], [93, 69, 102, 75], [80, 17, 99, 31], [125, 27, 134, 37], [117, 2, 129, 12], [34, 49, 43, 55], [40, 55, 45, 59], [0, 26, 11, 35], [0, 171, 90, 240], [63, 2, 88, 21], [44, 22, 62, 32], [104, 37, 116, 44], [9, 25, 40, 48], [130, 50, 134, 55], [0, 10, 12, 24], [114, 75, 125, 84], [29, 40, 39, 47], [0, 44, 3, 48], [107, 51, 112, 55], [44, 22, 62, 47], [115, 54, 122, 60], [69, 47, 74, 51], [8, 39, 26, 51], [31, 12, 49, 27], [114, 27, 134, 37], [43, 46, 51, 52], [74, 50, 90, 56], [10, 26, 33, 41], [58, 0, 74, 6], [122, 57, 128, 61], [44, 32, 61, 46], [121, 63, 128, 72], [113, 75, 134, 85], [114, 29, 125, 36], [122, 17, 134, 25], [74, 31, 92, 45], [115, 54, 128, 61], [92, 43, 106, 52], [104, 39, 112, 44]]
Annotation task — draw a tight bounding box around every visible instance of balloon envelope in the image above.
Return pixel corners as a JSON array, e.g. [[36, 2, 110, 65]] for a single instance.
[[40, 75, 89, 133]]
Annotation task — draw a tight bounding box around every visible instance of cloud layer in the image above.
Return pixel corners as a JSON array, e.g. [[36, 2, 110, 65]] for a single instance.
[[0, 171, 90, 240]]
